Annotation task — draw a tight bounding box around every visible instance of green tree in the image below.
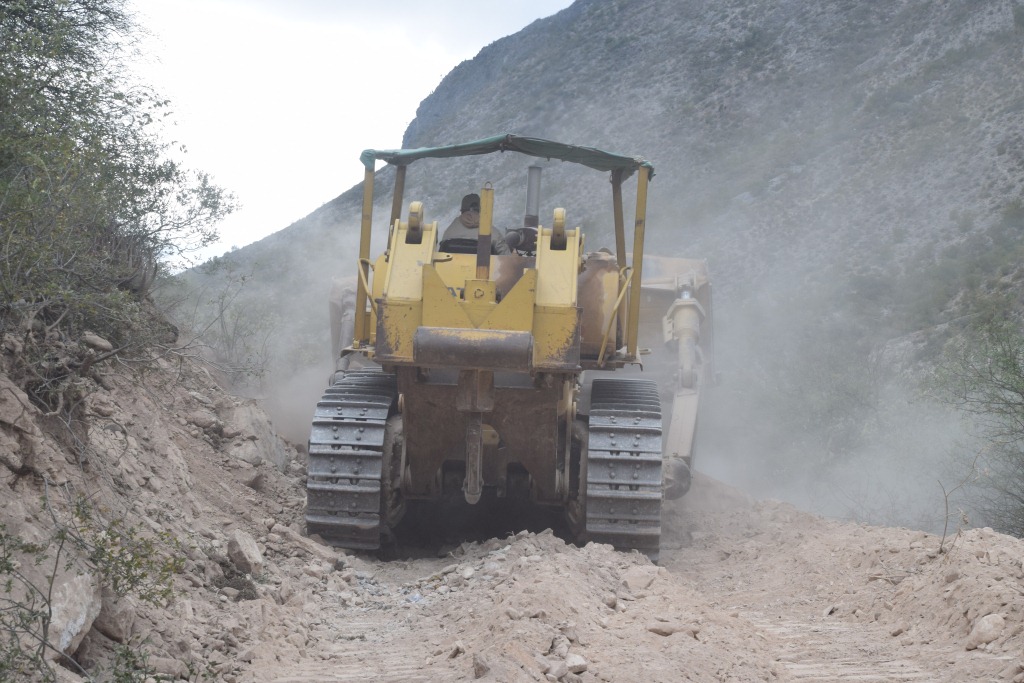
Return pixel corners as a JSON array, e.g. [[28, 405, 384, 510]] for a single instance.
[[0, 0, 235, 414]]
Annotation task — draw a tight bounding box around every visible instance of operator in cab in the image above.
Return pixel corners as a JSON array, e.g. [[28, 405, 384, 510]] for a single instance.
[[441, 193, 511, 255]]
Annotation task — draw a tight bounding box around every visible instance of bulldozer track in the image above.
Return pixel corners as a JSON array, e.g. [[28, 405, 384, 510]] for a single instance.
[[305, 369, 397, 550], [585, 378, 663, 561]]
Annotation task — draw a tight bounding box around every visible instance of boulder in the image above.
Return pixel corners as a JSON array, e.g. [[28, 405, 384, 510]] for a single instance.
[[50, 572, 102, 656], [546, 659, 569, 679], [966, 613, 1005, 650], [187, 411, 219, 431], [0, 375, 40, 434], [149, 656, 189, 679], [219, 402, 288, 471], [227, 529, 264, 575], [229, 439, 266, 466], [92, 587, 136, 643], [565, 653, 589, 674]]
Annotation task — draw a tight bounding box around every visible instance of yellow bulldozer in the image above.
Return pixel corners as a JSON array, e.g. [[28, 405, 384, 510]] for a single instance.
[[307, 134, 713, 561]]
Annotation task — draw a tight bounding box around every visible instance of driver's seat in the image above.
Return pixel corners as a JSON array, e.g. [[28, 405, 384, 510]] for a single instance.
[[438, 237, 481, 254]]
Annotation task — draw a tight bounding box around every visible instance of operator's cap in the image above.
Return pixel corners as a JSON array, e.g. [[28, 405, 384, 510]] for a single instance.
[[461, 193, 481, 212]]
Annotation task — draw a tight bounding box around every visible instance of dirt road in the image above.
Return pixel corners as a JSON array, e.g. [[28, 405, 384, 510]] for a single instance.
[[217, 472, 1024, 683], [5, 361, 1023, 683]]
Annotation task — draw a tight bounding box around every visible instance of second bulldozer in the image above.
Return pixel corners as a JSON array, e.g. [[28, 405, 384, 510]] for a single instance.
[[308, 134, 713, 561]]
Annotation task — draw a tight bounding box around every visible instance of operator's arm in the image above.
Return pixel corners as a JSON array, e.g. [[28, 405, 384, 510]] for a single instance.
[[504, 227, 537, 254], [491, 227, 511, 255]]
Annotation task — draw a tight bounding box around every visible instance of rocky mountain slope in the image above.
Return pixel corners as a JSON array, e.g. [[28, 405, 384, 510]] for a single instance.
[[233, 0, 1024, 306], [175, 1, 1024, 524]]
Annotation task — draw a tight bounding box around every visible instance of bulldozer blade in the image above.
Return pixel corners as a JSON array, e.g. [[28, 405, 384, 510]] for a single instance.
[[414, 327, 533, 371]]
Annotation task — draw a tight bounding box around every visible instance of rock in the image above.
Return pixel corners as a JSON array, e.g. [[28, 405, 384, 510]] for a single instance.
[[546, 659, 569, 680], [2, 332, 23, 355], [50, 572, 102, 656], [473, 652, 491, 678], [966, 613, 1005, 650], [0, 376, 40, 434], [219, 402, 289, 471], [0, 430, 25, 472], [221, 425, 243, 439], [188, 411, 218, 430], [229, 440, 265, 467], [445, 573, 467, 588], [189, 391, 214, 406], [241, 470, 266, 491], [621, 565, 659, 592], [81, 332, 113, 352], [273, 523, 342, 563], [88, 396, 116, 417], [565, 653, 589, 674], [227, 529, 264, 575], [149, 656, 189, 679], [448, 641, 466, 658], [549, 634, 570, 658], [92, 587, 135, 643], [647, 622, 699, 638], [648, 622, 678, 636]]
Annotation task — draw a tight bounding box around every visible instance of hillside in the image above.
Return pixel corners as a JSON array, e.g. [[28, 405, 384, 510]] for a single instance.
[[232, 0, 1024, 298], [174, 0, 1024, 526]]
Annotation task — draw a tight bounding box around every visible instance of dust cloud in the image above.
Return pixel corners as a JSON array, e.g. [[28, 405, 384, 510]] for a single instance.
[[244, 183, 982, 538], [648, 212, 979, 534], [263, 362, 334, 446]]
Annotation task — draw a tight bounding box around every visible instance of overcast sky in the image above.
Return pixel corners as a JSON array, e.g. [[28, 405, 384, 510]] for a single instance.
[[129, 0, 574, 261]]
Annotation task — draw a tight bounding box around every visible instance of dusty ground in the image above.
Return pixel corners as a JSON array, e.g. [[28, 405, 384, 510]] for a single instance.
[[3, 350, 1024, 683]]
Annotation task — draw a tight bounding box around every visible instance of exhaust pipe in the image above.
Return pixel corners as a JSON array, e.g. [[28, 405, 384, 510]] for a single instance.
[[507, 165, 541, 254], [524, 165, 541, 229]]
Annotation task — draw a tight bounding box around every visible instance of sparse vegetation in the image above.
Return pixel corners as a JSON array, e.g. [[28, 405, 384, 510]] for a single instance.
[[56, 494, 186, 606], [933, 315, 1024, 536], [0, 1, 229, 679], [0, 0, 235, 424], [0, 492, 185, 682], [153, 259, 275, 387]]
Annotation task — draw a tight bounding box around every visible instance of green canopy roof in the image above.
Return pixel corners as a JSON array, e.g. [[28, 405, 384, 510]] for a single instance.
[[360, 134, 654, 179]]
